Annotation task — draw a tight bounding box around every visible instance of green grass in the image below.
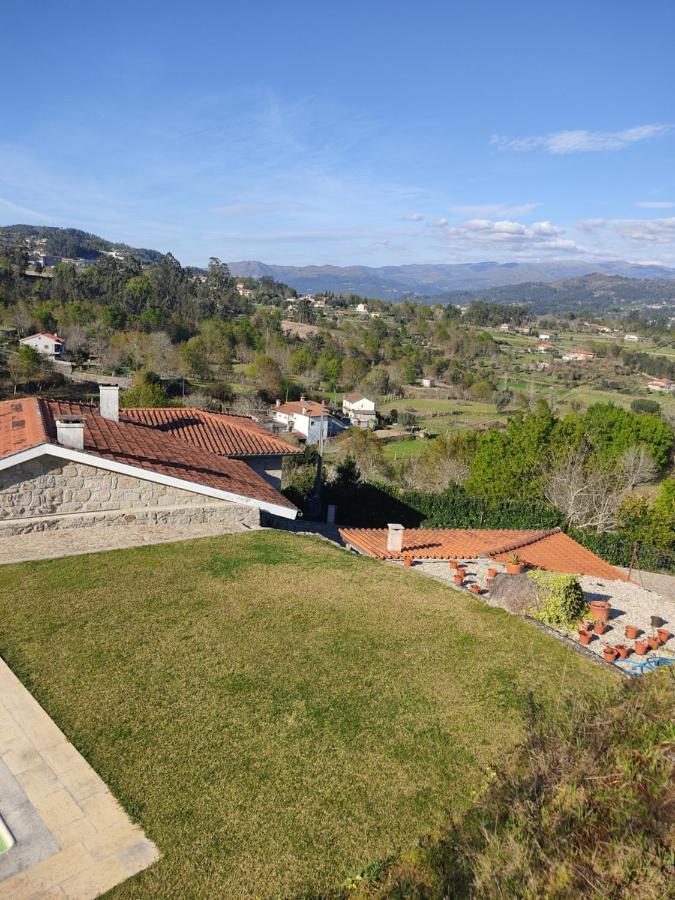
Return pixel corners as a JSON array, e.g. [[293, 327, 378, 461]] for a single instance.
[[381, 438, 434, 460], [0, 532, 616, 897]]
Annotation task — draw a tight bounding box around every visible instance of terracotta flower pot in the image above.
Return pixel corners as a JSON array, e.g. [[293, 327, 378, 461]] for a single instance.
[[448, 559, 458, 570], [589, 600, 610, 622], [403, 557, 413, 567], [578, 630, 593, 645], [487, 567, 498, 579], [593, 622, 607, 635], [602, 646, 618, 663], [624, 624, 639, 640], [614, 644, 630, 659], [485, 577, 492, 590], [456, 568, 466, 578], [506, 563, 523, 575], [656, 628, 671, 644], [647, 635, 660, 651], [469, 584, 481, 594], [634, 639, 649, 656], [453, 574, 463, 585]]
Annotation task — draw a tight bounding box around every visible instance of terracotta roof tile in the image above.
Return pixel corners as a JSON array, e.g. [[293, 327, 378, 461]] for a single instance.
[[273, 400, 328, 416], [339, 527, 626, 581], [0, 398, 48, 458], [121, 407, 301, 458], [0, 398, 295, 511]]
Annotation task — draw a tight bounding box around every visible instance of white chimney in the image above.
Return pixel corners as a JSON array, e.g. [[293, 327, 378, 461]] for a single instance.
[[56, 417, 85, 450], [387, 523, 404, 552], [275, 398, 281, 407], [99, 385, 119, 422], [300, 395, 305, 402]]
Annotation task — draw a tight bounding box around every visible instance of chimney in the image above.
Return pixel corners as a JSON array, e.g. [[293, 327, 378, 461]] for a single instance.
[[56, 416, 85, 450], [300, 395, 305, 402], [275, 398, 281, 407], [99, 385, 119, 422], [387, 523, 404, 553]]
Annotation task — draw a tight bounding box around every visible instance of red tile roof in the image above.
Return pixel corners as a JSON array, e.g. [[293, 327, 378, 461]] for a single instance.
[[339, 527, 626, 581], [121, 407, 300, 458], [344, 392, 366, 402], [273, 400, 328, 417], [0, 399, 296, 511], [21, 332, 63, 343]]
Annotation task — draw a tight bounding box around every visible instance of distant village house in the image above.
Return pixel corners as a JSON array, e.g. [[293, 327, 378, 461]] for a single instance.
[[19, 332, 64, 359], [270, 398, 343, 444], [342, 392, 376, 429]]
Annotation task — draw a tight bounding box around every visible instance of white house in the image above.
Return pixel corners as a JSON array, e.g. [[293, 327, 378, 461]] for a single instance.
[[537, 342, 555, 353], [498, 323, 511, 332], [235, 282, 255, 298], [270, 398, 343, 444], [624, 334, 640, 343], [342, 392, 376, 429], [646, 379, 675, 394], [355, 303, 368, 314], [19, 332, 64, 359], [562, 349, 596, 361], [538, 332, 551, 341], [420, 377, 434, 388]]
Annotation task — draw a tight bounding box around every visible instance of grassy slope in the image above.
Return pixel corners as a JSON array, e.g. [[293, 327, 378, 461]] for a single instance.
[[0, 532, 616, 897]]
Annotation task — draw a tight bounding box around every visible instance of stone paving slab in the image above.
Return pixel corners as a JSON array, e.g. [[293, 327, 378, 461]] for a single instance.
[[0, 520, 254, 566], [0, 657, 159, 899]]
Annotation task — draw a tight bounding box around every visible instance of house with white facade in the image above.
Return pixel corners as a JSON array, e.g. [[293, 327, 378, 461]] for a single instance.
[[342, 392, 376, 429], [624, 334, 640, 343], [270, 398, 343, 444], [646, 379, 675, 394], [537, 342, 555, 353], [19, 332, 64, 359], [562, 349, 596, 361], [538, 332, 551, 341], [235, 282, 255, 298]]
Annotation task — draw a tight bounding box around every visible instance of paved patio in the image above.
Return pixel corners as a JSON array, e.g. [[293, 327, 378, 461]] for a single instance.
[[0, 657, 158, 898]]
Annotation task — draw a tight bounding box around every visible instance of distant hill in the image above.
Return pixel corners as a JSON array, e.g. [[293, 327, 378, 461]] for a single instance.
[[228, 259, 675, 300], [442, 274, 675, 314], [0, 225, 164, 266]]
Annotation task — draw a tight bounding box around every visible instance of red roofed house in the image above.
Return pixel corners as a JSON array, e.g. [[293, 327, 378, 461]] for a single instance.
[[270, 397, 344, 444], [0, 387, 298, 538], [19, 332, 64, 359], [339, 525, 627, 581]]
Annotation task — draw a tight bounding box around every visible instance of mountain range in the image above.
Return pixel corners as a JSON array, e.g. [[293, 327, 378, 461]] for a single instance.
[[228, 259, 675, 300]]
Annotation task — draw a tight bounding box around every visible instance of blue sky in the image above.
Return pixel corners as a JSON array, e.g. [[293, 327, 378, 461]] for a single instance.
[[2, 0, 674, 267]]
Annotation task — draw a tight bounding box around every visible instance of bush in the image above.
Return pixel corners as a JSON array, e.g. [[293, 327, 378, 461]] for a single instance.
[[526, 571, 586, 628], [631, 398, 661, 415]]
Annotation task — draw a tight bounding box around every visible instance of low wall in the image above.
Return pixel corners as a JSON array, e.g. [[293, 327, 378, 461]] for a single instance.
[[0, 455, 259, 534]]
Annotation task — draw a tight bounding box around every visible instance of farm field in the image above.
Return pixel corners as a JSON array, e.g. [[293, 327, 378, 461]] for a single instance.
[[0, 531, 614, 898]]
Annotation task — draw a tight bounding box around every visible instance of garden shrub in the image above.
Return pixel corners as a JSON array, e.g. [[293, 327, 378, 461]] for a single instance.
[[526, 571, 586, 629]]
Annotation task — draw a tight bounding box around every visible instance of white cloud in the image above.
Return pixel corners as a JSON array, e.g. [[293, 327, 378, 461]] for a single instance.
[[403, 212, 424, 221], [576, 218, 606, 232], [436, 217, 448, 226], [439, 217, 581, 253], [490, 123, 671, 154], [635, 200, 675, 209], [613, 217, 675, 243], [448, 202, 541, 217]]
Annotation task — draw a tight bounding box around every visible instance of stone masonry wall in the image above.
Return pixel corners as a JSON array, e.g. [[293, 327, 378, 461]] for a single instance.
[[0, 456, 259, 534]]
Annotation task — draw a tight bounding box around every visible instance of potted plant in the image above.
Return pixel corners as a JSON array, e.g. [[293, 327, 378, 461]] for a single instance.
[[453, 573, 464, 585], [647, 634, 660, 651], [593, 621, 608, 635], [469, 583, 481, 594], [602, 646, 618, 663], [403, 557, 413, 568], [589, 600, 611, 622], [578, 630, 593, 645], [448, 559, 458, 570], [487, 567, 498, 579], [656, 627, 671, 644], [634, 639, 649, 655], [624, 624, 639, 640], [506, 553, 524, 575], [614, 644, 630, 659], [456, 567, 466, 578]]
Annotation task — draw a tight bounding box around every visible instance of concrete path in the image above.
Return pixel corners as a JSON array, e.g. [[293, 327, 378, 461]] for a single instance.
[[0, 657, 158, 898], [0, 521, 255, 566]]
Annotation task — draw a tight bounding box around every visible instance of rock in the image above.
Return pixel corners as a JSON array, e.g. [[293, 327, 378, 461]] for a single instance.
[[490, 573, 538, 615]]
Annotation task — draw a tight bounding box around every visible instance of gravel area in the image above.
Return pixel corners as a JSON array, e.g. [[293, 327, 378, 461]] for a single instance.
[[410, 558, 675, 667]]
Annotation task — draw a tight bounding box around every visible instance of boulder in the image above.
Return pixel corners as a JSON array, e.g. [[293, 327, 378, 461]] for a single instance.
[[489, 573, 538, 615]]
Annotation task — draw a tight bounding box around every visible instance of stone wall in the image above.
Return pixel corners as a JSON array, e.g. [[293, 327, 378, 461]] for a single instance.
[[0, 455, 259, 534]]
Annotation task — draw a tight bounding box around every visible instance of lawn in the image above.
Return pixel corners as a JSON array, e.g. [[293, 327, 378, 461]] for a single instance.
[[381, 437, 435, 460], [0, 532, 616, 897]]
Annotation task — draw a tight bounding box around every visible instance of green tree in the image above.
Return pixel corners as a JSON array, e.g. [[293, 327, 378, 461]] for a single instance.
[[120, 370, 169, 408]]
